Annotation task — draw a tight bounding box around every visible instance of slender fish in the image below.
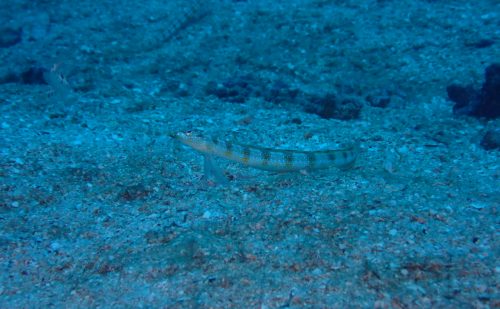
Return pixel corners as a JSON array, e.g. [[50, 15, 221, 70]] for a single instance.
[[171, 131, 359, 182]]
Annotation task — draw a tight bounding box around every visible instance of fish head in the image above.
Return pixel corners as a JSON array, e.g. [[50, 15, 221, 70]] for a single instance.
[[170, 131, 209, 152]]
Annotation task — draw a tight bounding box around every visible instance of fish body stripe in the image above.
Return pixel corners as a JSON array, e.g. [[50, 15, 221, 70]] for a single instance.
[[242, 147, 251, 164], [328, 152, 336, 162], [224, 141, 233, 157], [261, 149, 271, 167], [284, 151, 294, 169]]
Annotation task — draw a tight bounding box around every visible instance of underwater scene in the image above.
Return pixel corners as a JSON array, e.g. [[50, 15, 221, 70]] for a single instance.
[[0, 0, 498, 307]]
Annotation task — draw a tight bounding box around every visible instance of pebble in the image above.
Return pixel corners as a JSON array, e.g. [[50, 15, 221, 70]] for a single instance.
[[50, 242, 62, 251], [480, 128, 500, 150], [397, 146, 409, 154], [470, 202, 488, 209], [389, 229, 398, 236]]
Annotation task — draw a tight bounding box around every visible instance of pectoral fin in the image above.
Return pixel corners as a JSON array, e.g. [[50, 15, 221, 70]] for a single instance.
[[203, 154, 229, 185]]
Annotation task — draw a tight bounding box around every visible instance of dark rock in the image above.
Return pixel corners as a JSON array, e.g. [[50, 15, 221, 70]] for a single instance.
[[21, 67, 48, 85], [479, 63, 500, 119], [205, 76, 254, 103], [0, 27, 22, 48], [334, 97, 363, 120], [305, 93, 362, 120], [480, 128, 500, 150], [447, 84, 481, 115], [305, 93, 336, 119], [161, 79, 189, 97], [0, 72, 19, 84], [0, 67, 48, 85], [119, 184, 151, 201], [205, 76, 362, 120], [465, 39, 495, 49], [262, 80, 299, 105], [205, 75, 299, 105], [447, 63, 500, 119]]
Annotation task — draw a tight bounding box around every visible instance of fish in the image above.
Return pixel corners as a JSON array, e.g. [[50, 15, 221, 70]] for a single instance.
[[170, 131, 359, 184]]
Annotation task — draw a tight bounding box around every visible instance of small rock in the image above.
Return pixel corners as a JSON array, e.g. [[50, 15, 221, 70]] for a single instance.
[[205, 76, 254, 103], [465, 38, 495, 49], [366, 90, 391, 108], [447, 63, 500, 119], [20, 66, 48, 85], [470, 202, 488, 209], [305, 93, 362, 120], [480, 128, 500, 150], [0, 27, 22, 48], [119, 184, 151, 201], [50, 242, 62, 251]]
